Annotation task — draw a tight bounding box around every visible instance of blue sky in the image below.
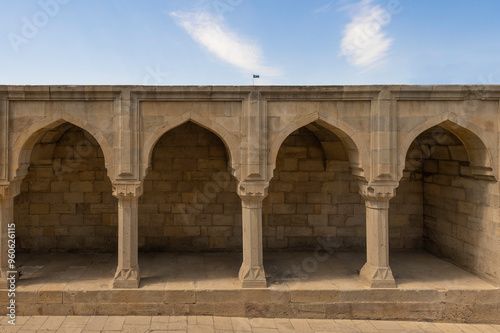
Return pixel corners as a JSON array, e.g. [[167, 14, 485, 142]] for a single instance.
[[1, 0, 499, 85]]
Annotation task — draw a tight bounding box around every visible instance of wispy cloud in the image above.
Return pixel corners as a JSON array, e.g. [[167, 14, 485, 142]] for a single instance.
[[339, 0, 393, 69], [170, 10, 281, 76], [313, 1, 336, 14]]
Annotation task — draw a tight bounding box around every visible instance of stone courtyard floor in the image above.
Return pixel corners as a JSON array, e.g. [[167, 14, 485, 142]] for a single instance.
[[2, 315, 500, 332], [16, 250, 496, 290], [4, 250, 499, 323]]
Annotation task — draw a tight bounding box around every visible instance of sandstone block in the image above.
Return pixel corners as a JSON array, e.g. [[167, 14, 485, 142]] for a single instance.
[[203, 203, 224, 214], [51, 181, 70, 192], [273, 204, 296, 214], [78, 170, 95, 180], [89, 203, 115, 214], [210, 236, 227, 248], [30, 181, 51, 192], [448, 145, 469, 161], [307, 193, 332, 204], [438, 160, 460, 175], [30, 203, 50, 215], [63, 192, 84, 203], [70, 181, 93, 192], [50, 203, 76, 214], [282, 158, 298, 171], [84, 192, 102, 203], [295, 181, 322, 193], [308, 214, 328, 226], [164, 226, 183, 236], [182, 192, 197, 203], [313, 226, 336, 237], [279, 172, 309, 182], [298, 159, 324, 171], [285, 226, 313, 237], [212, 214, 233, 225], [296, 204, 315, 214], [174, 214, 195, 225], [285, 192, 306, 203]]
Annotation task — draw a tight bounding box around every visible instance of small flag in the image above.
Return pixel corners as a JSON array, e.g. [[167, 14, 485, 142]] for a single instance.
[[253, 74, 260, 78]]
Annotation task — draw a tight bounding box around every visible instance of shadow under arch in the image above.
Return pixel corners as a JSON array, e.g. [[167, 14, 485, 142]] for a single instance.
[[398, 113, 497, 182], [11, 115, 114, 182], [141, 113, 239, 180], [268, 112, 366, 181]]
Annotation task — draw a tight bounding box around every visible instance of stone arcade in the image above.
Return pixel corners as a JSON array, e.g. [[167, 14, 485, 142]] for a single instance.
[[0, 85, 499, 320]]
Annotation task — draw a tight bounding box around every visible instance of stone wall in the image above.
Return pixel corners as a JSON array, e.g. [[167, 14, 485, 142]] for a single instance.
[[139, 122, 241, 251], [14, 124, 117, 252], [389, 178, 424, 249], [405, 126, 500, 283]]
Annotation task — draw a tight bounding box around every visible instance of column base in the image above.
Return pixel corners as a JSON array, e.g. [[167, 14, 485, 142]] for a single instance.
[[239, 264, 267, 288], [359, 263, 396, 288], [112, 268, 140, 288], [0, 269, 18, 289]]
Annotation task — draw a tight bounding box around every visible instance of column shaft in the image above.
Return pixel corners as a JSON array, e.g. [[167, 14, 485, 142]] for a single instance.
[[360, 198, 396, 288], [113, 196, 140, 288], [0, 198, 14, 289], [239, 200, 266, 288]]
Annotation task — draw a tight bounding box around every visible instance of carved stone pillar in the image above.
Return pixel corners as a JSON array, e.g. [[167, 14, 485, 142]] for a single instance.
[[112, 182, 142, 288], [358, 181, 397, 288], [0, 182, 20, 289], [238, 181, 268, 288]]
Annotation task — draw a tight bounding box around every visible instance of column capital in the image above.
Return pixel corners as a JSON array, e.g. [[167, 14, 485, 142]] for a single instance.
[[357, 180, 398, 203], [237, 181, 268, 202], [112, 182, 143, 199], [0, 181, 21, 199]]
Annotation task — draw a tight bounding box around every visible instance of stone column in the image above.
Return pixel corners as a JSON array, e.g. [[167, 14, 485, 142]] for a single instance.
[[238, 181, 268, 288], [0, 183, 20, 289], [358, 181, 397, 288], [112, 182, 143, 288]]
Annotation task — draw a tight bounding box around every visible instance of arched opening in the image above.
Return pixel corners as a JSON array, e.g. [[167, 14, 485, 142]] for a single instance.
[[398, 124, 499, 284], [264, 122, 364, 251], [140, 121, 241, 252], [14, 122, 117, 278], [141, 113, 239, 180], [262, 122, 366, 284]]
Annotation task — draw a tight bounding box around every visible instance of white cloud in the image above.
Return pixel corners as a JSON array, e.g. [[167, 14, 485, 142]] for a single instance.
[[170, 10, 281, 77], [339, 0, 393, 69]]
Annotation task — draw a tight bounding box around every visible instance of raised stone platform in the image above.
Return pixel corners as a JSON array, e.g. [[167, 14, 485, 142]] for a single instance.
[[4, 250, 499, 324]]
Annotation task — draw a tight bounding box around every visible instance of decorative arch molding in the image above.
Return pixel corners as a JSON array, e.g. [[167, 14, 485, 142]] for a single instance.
[[398, 111, 497, 181], [268, 110, 367, 181], [141, 112, 240, 181], [11, 114, 114, 182]]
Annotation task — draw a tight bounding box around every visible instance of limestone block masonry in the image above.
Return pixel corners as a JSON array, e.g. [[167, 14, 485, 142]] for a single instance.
[[0, 85, 499, 290]]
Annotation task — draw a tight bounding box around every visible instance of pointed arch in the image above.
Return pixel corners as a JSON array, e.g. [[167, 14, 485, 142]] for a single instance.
[[141, 112, 239, 180], [11, 114, 113, 182], [268, 111, 367, 181], [398, 112, 497, 181]]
